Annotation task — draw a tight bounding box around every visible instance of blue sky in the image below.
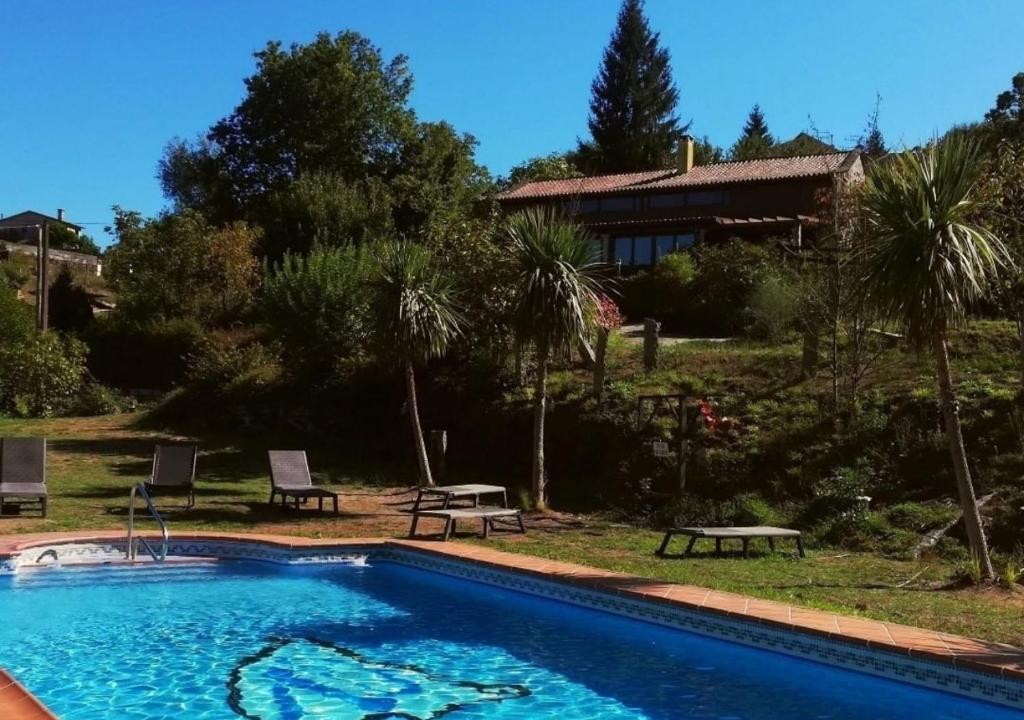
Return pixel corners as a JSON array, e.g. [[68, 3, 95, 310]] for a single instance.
[[1, 1, 1021, 245]]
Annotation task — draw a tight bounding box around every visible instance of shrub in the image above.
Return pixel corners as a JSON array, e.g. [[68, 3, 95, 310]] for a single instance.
[[884, 502, 958, 533], [687, 240, 773, 335], [0, 260, 30, 289], [262, 244, 370, 373], [187, 336, 280, 389], [0, 284, 33, 344], [72, 379, 124, 416], [0, 332, 87, 417], [745, 273, 798, 340], [85, 316, 204, 390], [48, 267, 94, 334], [619, 251, 695, 327], [728, 493, 789, 527]]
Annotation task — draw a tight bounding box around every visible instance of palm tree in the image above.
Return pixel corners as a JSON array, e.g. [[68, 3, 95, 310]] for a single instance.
[[505, 208, 604, 507], [859, 136, 1014, 579], [370, 241, 464, 487]]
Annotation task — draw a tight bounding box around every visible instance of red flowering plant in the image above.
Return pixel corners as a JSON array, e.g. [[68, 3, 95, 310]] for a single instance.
[[595, 294, 624, 331], [694, 397, 739, 443]]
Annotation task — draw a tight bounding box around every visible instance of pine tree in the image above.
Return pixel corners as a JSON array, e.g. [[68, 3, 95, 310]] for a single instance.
[[730, 104, 775, 161], [582, 0, 683, 173]]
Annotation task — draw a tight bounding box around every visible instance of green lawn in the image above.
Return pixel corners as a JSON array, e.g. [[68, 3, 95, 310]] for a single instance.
[[0, 412, 1021, 647]]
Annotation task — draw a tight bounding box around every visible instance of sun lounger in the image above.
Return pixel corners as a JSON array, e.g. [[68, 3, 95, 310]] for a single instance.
[[409, 506, 524, 541], [145, 444, 197, 509], [268, 450, 339, 514], [0, 438, 48, 517], [657, 526, 804, 558]]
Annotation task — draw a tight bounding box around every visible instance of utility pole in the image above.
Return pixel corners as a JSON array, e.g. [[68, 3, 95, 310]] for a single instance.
[[35, 223, 50, 331]]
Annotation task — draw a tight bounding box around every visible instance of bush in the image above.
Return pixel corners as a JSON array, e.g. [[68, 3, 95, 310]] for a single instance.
[[0, 260, 30, 289], [72, 379, 124, 416], [0, 332, 87, 417], [687, 240, 773, 335], [262, 244, 370, 373], [745, 273, 798, 340], [0, 284, 33, 344], [619, 251, 695, 328], [85, 316, 203, 390], [729, 493, 789, 526], [48, 267, 94, 334], [187, 336, 280, 389], [884, 502, 958, 533]]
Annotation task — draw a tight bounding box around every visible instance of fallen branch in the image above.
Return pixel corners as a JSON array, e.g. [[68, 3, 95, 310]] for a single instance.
[[914, 492, 998, 560]]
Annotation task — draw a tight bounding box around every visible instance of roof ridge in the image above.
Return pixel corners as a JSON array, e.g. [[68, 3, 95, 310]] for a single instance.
[[698, 150, 851, 168]]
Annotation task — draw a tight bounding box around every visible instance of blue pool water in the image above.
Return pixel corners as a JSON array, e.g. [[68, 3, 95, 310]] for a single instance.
[[0, 560, 1019, 719]]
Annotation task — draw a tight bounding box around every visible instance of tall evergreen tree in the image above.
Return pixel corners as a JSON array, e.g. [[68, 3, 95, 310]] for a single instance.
[[582, 0, 683, 173], [730, 104, 775, 161]]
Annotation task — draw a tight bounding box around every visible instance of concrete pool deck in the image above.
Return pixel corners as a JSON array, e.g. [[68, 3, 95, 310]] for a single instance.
[[1, 530, 1023, 716]]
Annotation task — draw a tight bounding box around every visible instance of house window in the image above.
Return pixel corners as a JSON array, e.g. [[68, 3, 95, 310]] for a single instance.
[[655, 235, 676, 260], [633, 236, 653, 265], [676, 232, 695, 249], [648, 193, 687, 209], [687, 190, 726, 206], [577, 198, 601, 213], [600, 196, 635, 212], [613, 237, 633, 265]]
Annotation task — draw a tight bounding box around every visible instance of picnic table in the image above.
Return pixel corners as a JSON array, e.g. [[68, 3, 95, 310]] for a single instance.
[[657, 526, 804, 558], [412, 483, 508, 511]]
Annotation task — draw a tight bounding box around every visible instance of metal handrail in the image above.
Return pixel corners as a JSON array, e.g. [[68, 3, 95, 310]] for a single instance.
[[126, 482, 169, 562]]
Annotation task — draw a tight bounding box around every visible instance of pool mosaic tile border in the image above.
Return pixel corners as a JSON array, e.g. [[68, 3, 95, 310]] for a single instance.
[[1, 531, 1023, 714]]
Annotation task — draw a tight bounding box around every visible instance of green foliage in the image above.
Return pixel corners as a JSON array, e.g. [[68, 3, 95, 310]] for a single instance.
[[0, 332, 87, 417], [262, 244, 370, 373], [105, 207, 260, 326], [745, 273, 798, 340], [368, 241, 464, 364], [85, 316, 204, 390], [884, 502, 958, 532], [504, 208, 605, 357], [0, 260, 30, 289], [504, 153, 582, 188], [860, 136, 1014, 348], [581, 0, 683, 172], [46, 223, 101, 256], [620, 251, 694, 327], [770, 132, 836, 158], [47, 266, 94, 334], [687, 240, 773, 335], [188, 336, 280, 390], [160, 31, 489, 247], [730, 493, 788, 527], [730, 104, 775, 160], [985, 71, 1024, 124], [72, 379, 124, 416], [0, 283, 33, 344]]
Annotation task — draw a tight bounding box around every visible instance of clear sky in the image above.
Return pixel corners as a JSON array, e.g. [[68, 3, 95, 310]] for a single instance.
[[1, 0, 1021, 245]]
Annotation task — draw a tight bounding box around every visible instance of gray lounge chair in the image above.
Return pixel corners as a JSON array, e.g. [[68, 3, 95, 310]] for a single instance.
[[145, 444, 197, 509], [0, 438, 48, 517], [268, 451, 339, 514]]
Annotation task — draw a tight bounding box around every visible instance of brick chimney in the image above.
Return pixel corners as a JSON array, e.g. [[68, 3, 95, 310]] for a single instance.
[[677, 135, 695, 174], [57, 208, 65, 222]]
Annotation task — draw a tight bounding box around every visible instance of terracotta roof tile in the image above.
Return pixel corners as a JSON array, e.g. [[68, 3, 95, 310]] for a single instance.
[[497, 152, 855, 201]]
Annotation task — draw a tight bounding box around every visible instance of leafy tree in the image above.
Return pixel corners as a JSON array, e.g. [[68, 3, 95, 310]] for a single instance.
[[859, 136, 1014, 580], [0, 283, 33, 344], [505, 208, 604, 505], [262, 244, 370, 373], [858, 95, 888, 159], [730, 104, 776, 161], [105, 207, 260, 325], [582, 0, 684, 172], [693, 136, 725, 165], [47, 224, 101, 256], [369, 241, 464, 486], [504, 153, 582, 188], [985, 72, 1024, 123], [159, 31, 488, 249], [0, 332, 87, 417], [48, 267, 94, 334]]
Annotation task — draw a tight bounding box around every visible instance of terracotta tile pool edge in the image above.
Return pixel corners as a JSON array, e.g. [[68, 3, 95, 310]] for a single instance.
[[0, 669, 58, 719], [1, 530, 1022, 716]]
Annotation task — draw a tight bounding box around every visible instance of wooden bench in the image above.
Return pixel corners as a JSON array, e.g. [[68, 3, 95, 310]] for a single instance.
[[657, 526, 804, 558], [409, 506, 525, 541]]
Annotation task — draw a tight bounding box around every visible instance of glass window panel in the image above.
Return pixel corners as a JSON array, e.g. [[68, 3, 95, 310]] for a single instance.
[[676, 233, 696, 249], [613, 237, 633, 265], [648, 193, 687, 209], [687, 191, 723, 206], [632, 236, 653, 265], [577, 198, 600, 213], [589, 238, 606, 262], [655, 235, 676, 260], [600, 196, 635, 212]]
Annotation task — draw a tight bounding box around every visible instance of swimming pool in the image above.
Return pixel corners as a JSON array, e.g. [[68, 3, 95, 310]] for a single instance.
[[0, 552, 1020, 719]]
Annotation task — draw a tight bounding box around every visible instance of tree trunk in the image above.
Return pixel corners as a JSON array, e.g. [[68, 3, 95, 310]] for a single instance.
[[1016, 302, 1024, 389], [532, 342, 549, 508], [643, 318, 660, 372], [932, 335, 994, 580], [405, 361, 434, 487], [593, 327, 609, 402]]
